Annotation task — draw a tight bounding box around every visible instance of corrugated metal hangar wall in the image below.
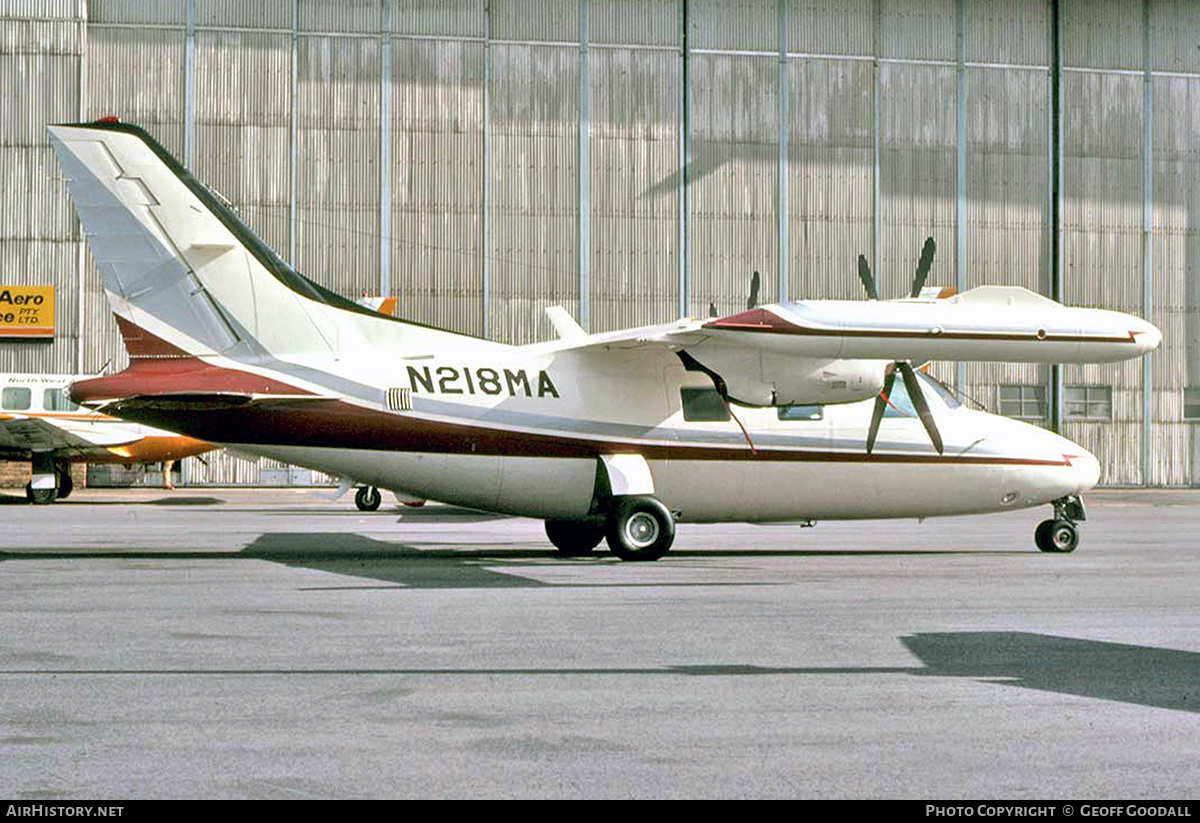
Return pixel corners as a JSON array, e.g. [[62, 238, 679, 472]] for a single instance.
[[2, 0, 1199, 486]]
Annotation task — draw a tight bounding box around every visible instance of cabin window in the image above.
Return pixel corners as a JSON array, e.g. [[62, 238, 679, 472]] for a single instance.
[[43, 387, 79, 412], [998, 385, 1047, 421], [777, 404, 823, 421], [1186, 388, 1200, 422], [1, 386, 32, 411], [680, 387, 730, 422], [1065, 385, 1112, 421]]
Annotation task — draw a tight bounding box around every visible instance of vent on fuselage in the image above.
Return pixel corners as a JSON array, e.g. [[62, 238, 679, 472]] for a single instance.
[[386, 387, 412, 411]]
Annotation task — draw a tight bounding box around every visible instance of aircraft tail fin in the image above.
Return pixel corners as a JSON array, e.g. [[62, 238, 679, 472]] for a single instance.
[[49, 121, 477, 363]]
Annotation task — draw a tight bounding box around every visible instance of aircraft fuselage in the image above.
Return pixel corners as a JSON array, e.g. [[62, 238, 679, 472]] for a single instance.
[[81, 343, 1098, 524]]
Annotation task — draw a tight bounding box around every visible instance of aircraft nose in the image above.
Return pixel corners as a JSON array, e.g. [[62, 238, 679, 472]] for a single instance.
[[1064, 445, 1101, 493]]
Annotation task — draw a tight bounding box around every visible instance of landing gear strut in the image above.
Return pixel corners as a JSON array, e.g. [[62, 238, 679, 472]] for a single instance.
[[1034, 494, 1085, 553]]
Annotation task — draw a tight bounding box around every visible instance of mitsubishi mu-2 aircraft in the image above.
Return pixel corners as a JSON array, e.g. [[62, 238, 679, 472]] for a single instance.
[[48, 121, 1161, 560]]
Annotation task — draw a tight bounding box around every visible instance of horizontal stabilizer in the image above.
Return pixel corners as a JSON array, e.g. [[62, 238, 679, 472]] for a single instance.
[[545, 306, 587, 341], [99, 392, 338, 413]]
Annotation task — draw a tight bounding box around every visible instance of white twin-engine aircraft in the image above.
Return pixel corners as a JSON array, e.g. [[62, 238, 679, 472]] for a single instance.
[[48, 121, 1161, 560]]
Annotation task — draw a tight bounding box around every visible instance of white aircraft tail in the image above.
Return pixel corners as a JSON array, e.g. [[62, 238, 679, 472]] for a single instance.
[[48, 121, 485, 364]]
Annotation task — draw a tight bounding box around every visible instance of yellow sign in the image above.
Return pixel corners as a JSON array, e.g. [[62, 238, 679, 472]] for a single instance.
[[0, 286, 54, 338]]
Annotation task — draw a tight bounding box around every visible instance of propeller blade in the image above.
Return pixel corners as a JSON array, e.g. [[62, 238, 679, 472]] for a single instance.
[[897, 361, 944, 454], [857, 254, 878, 300], [747, 271, 760, 310], [866, 366, 896, 454], [909, 237, 936, 298]]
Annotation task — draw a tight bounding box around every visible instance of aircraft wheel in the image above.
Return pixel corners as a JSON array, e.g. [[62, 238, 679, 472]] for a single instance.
[[1035, 518, 1078, 553], [355, 486, 382, 511], [1034, 519, 1053, 551], [25, 483, 57, 505], [606, 496, 675, 562], [544, 519, 605, 557]]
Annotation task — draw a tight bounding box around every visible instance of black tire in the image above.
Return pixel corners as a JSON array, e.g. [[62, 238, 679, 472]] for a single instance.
[[25, 483, 56, 505], [605, 496, 675, 562], [355, 486, 382, 511], [1036, 518, 1079, 553], [1034, 519, 1054, 552], [56, 469, 74, 500], [544, 519, 605, 557]]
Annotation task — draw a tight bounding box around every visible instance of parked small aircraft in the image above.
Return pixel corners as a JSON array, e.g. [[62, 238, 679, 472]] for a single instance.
[[1, 372, 212, 502], [48, 121, 1161, 558]]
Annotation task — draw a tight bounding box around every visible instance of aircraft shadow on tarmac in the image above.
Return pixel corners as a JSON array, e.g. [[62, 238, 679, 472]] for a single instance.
[[0, 493, 227, 506], [236, 532, 982, 589], [897, 632, 1199, 714], [682, 632, 1198, 715], [239, 531, 572, 589]]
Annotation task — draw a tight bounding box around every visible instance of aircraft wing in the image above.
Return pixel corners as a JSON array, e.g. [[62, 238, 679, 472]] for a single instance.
[[0, 413, 137, 457], [538, 288, 1160, 362], [529, 287, 1162, 408]]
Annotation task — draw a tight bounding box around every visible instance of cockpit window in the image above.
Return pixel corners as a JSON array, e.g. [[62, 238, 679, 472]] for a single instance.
[[882, 372, 961, 418], [882, 377, 917, 418], [918, 372, 961, 408]]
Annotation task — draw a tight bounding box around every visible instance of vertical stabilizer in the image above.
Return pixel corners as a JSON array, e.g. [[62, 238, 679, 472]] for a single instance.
[[49, 121, 486, 365]]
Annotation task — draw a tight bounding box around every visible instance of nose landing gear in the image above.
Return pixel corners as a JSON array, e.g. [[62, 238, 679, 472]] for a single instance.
[[354, 485, 382, 511], [1034, 494, 1086, 553]]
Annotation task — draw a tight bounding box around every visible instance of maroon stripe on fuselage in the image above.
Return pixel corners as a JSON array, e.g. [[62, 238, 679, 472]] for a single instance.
[[106, 396, 1070, 468]]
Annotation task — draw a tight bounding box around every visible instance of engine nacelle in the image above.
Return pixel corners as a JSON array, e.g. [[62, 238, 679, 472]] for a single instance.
[[684, 348, 886, 407]]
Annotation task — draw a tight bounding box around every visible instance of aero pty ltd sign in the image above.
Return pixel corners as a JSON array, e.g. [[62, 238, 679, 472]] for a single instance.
[[0, 286, 54, 338]]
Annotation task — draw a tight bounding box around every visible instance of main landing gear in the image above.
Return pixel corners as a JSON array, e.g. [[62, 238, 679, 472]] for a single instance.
[[24, 454, 63, 505], [545, 494, 676, 562], [1034, 494, 1085, 553]]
